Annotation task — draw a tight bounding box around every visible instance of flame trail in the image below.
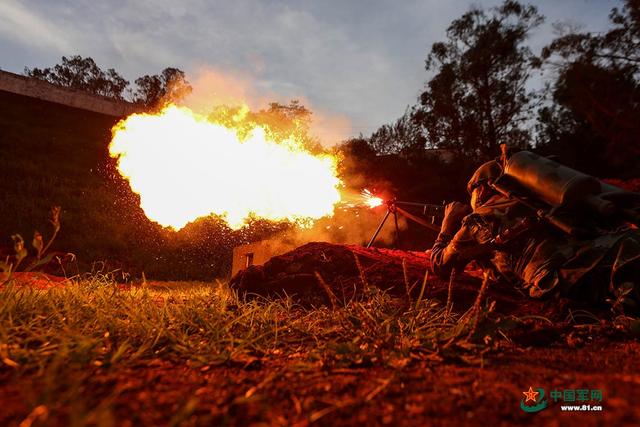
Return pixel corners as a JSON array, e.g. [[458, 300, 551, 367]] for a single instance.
[[361, 189, 384, 208], [109, 105, 342, 230]]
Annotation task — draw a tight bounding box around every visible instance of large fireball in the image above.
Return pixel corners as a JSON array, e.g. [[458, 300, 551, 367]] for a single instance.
[[109, 105, 342, 230]]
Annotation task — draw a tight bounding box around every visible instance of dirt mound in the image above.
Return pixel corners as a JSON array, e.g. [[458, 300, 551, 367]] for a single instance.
[[230, 242, 564, 318], [1, 272, 71, 289]]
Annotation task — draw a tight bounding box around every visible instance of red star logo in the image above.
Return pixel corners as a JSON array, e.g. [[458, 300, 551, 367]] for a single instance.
[[523, 386, 539, 403]]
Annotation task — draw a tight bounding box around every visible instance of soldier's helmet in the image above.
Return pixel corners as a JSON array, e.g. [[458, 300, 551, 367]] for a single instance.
[[467, 160, 502, 195]]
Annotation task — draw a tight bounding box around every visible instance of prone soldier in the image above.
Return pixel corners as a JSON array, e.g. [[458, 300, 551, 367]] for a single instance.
[[430, 151, 640, 314]]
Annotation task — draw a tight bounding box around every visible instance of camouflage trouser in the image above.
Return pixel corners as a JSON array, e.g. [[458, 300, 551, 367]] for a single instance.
[[566, 230, 640, 314]]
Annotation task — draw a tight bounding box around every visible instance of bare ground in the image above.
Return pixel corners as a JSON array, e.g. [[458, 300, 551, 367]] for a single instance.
[[2, 340, 639, 426]]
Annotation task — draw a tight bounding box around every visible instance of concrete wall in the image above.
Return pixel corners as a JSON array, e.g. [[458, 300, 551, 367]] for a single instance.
[[0, 70, 138, 117], [231, 239, 296, 277]]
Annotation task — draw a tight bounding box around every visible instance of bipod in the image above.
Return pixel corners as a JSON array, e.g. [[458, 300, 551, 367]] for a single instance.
[[367, 199, 401, 248], [366, 199, 443, 249]]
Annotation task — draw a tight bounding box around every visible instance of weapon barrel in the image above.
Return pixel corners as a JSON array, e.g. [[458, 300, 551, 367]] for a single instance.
[[394, 200, 444, 219], [395, 200, 433, 207]]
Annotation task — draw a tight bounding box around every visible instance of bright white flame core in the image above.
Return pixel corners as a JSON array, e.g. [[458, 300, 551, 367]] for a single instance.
[[109, 105, 342, 230], [362, 189, 384, 208]]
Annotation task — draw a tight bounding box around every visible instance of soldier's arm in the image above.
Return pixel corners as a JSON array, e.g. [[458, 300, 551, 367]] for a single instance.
[[430, 218, 480, 278]]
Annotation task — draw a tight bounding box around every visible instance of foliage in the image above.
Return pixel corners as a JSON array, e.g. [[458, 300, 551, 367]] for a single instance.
[[1, 207, 63, 282], [25, 56, 129, 100], [543, 0, 640, 70], [414, 0, 542, 160], [356, 0, 545, 201], [367, 107, 427, 157], [357, 0, 640, 188], [208, 100, 322, 151], [261, 100, 319, 148], [24, 56, 192, 108], [133, 67, 192, 108], [537, 0, 640, 177]]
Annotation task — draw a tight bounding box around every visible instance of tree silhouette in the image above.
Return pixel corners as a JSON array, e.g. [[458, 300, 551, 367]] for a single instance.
[[414, 0, 543, 160], [538, 0, 640, 177], [25, 55, 129, 100], [368, 107, 426, 158], [133, 67, 192, 107]]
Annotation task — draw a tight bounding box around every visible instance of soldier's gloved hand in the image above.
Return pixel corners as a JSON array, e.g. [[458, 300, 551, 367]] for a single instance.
[[440, 201, 472, 237]]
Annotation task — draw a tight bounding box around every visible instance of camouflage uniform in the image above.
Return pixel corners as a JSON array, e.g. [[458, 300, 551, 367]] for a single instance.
[[431, 162, 640, 310]]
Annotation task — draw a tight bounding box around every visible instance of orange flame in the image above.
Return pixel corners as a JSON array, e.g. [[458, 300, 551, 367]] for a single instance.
[[362, 189, 384, 208], [109, 105, 342, 230]]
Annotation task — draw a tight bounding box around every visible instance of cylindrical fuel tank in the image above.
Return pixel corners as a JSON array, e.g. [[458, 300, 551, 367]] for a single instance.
[[505, 151, 601, 207]]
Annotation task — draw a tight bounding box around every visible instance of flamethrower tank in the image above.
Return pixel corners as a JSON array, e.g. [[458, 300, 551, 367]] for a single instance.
[[503, 151, 615, 215]]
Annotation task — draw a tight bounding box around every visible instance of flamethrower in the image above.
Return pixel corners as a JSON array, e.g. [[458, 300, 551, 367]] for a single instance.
[[364, 195, 445, 248], [491, 148, 640, 237]]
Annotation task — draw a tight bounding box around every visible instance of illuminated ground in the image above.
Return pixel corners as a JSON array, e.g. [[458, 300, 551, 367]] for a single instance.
[[1, 275, 639, 426]]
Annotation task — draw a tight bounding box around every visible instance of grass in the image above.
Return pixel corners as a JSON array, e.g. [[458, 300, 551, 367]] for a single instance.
[[3, 276, 640, 425], [0, 276, 483, 372], [0, 275, 498, 425]]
